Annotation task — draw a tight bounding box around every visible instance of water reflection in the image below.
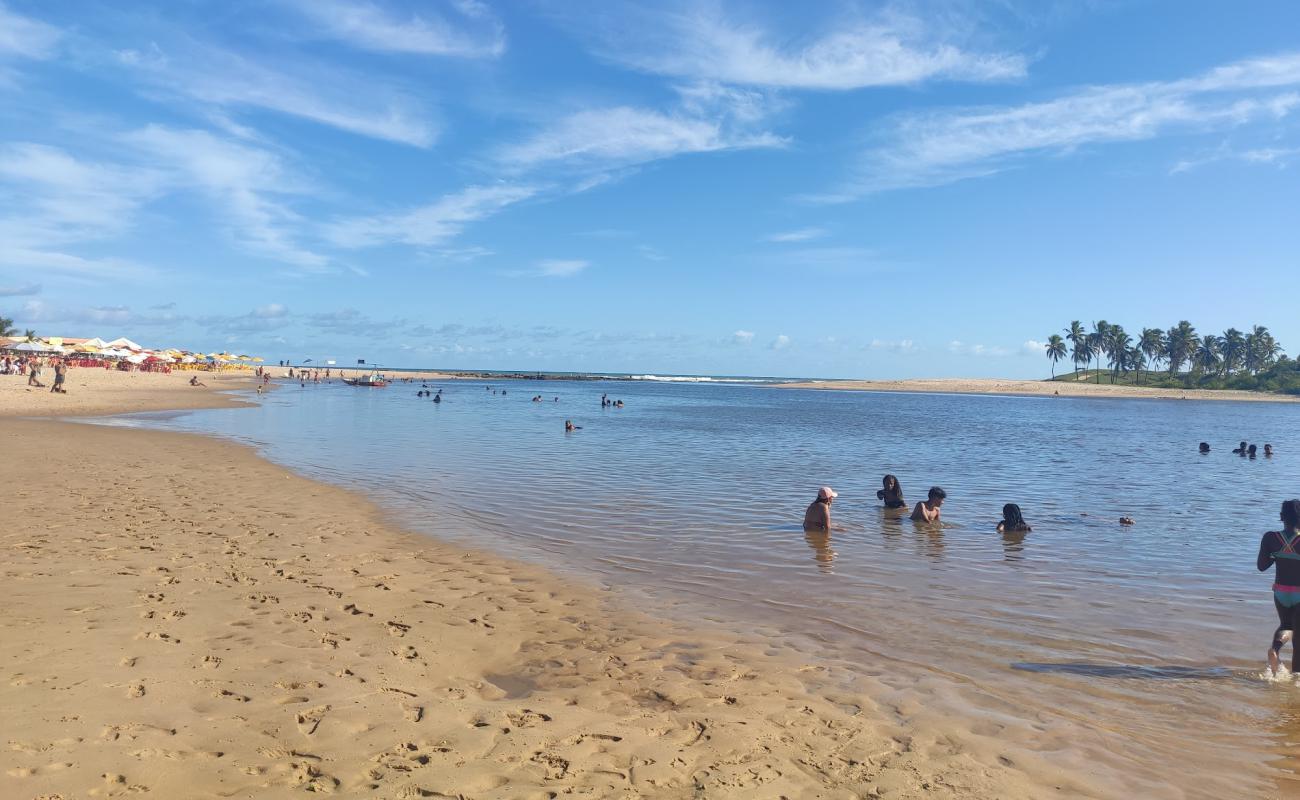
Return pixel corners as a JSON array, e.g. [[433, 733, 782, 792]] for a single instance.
[[1001, 528, 1028, 562], [804, 530, 836, 573]]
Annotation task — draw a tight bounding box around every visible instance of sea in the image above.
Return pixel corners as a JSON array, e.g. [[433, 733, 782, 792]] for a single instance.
[[94, 375, 1300, 798]]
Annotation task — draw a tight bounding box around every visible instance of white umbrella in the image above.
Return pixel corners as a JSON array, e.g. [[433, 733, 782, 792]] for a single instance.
[[81, 337, 108, 349], [5, 341, 56, 352], [105, 337, 143, 351], [180, 355, 196, 363], [125, 353, 148, 364]]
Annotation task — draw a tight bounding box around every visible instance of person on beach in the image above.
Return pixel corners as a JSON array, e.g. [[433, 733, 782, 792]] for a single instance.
[[1199, 442, 1211, 453], [189, 375, 205, 386], [50, 362, 67, 394], [27, 359, 44, 387], [803, 486, 837, 532], [911, 487, 946, 523], [876, 474, 906, 509], [997, 503, 1031, 533], [1259, 500, 1300, 675]]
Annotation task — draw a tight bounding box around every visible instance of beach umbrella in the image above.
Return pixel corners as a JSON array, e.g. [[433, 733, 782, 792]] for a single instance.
[[106, 337, 143, 351], [81, 337, 108, 349], [5, 341, 56, 352], [125, 353, 148, 364], [180, 355, 196, 363]]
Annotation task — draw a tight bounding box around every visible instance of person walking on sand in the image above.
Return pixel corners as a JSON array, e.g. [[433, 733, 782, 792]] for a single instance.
[[27, 358, 44, 388], [803, 487, 837, 532], [876, 474, 906, 509], [1259, 499, 1300, 676], [911, 487, 946, 523], [50, 362, 67, 394]]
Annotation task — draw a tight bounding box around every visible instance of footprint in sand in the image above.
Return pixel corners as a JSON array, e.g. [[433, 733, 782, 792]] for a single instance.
[[386, 621, 411, 637], [127, 683, 146, 698], [296, 705, 331, 735], [216, 689, 251, 702], [506, 709, 552, 728]]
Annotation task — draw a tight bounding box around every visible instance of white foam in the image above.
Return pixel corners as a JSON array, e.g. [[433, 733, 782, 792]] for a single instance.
[[1259, 664, 1293, 683]]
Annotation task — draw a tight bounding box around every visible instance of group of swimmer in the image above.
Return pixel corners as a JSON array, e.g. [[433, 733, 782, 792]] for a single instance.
[[1199, 440, 1274, 457], [601, 393, 625, 408], [803, 477, 969, 530]]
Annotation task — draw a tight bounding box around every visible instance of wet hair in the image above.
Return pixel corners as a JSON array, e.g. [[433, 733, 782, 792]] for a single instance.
[[1249, 444, 1258, 456], [928, 486, 946, 500], [1002, 503, 1027, 529], [1198, 442, 1210, 452], [1283, 500, 1300, 530], [882, 474, 901, 495]]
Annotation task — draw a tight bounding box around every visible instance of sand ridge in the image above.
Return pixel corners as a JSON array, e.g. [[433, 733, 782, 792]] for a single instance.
[[0, 418, 1111, 799], [776, 377, 1300, 403]]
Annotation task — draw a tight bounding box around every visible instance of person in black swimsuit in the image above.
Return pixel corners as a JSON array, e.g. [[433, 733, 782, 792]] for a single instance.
[[997, 503, 1031, 533], [1259, 499, 1300, 675], [876, 474, 906, 509]]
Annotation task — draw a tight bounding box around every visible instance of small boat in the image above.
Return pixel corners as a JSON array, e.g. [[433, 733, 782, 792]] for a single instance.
[[343, 370, 388, 387]]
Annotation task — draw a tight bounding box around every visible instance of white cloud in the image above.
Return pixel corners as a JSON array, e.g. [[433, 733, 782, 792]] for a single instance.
[[582, 8, 1025, 90], [949, 340, 1009, 357], [116, 38, 436, 147], [870, 338, 916, 352], [0, 282, 39, 297], [254, 303, 289, 319], [840, 52, 1300, 196], [126, 126, 327, 269], [1172, 143, 1300, 174], [286, 0, 505, 58], [765, 227, 826, 243], [770, 333, 790, 350], [497, 105, 783, 170], [0, 4, 61, 60], [1022, 339, 1046, 355], [507, 259, 590, 278], [733, 329, 755, 344], [326, 183, 537, 248]]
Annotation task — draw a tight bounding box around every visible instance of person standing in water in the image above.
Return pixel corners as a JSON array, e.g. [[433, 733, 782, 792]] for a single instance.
[[911, 486, 946, 523], [1260, 500, 1300, 675], [876, 474, 906, 509], [997, 503, 1031, 533], [803, 487, 837, 532]]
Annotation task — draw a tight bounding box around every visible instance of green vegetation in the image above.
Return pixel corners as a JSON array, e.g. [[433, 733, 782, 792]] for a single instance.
[[1046, 320, 1298, 394], [0, 316, 15, 338]]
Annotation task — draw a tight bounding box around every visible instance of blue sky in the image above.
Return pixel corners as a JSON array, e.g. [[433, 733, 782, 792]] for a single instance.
[[1, 1, 1297, 378]]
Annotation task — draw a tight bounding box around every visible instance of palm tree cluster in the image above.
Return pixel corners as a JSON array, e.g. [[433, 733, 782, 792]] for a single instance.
[[1045, 321, 1283, 384]]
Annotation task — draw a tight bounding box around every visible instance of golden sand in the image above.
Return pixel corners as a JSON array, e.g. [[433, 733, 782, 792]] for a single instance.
[[778, 377, 1300, 403], [0, 389, 1109, 798]]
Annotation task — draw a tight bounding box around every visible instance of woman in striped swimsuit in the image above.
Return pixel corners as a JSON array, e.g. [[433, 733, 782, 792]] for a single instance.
[[1258, 499, 1300, 675]]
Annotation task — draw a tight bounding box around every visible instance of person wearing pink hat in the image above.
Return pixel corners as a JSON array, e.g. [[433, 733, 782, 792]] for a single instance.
[[803, 486, 838, 532]]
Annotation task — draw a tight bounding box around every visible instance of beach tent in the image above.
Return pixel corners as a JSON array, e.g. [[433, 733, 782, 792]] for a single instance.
[[105, 337, 143, 351], [125, 353, 148, 364], [81, 337, 108, 349], [180, 355, 197, 363], [4, 341, 59, 352]]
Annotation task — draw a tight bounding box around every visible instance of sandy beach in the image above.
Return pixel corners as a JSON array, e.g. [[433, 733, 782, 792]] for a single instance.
[[777, 377, 1300, 403], [0, 368, 260, 417], [0, 409, 1111, 798]]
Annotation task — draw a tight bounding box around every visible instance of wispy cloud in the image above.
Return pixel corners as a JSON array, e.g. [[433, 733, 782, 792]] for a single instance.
[[770, 333, 790, 350], [506, 259, 590, 278], [115, 38, 437, 146], [497, 105, 783, 171], [286, 0, 505, 58], [0, 4, 61, 60], [949, 340, 1010, 357], [326, 183, 537, 248], [577, 6, 1025, 90], [0, 282, 40, 297], [870, 338, 916, 352], [838, 52, 1300, 196], [1171, 143, 1300, 174], [126, 126, 327, 269], [765, 227, 826, 243], [733, 329, 755, 344]]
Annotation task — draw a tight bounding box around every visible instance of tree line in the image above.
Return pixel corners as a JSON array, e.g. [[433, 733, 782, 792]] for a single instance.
[[1043, 321, 1285, 385]]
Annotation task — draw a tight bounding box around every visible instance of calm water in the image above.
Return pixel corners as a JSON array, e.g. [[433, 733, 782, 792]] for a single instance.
[[99, 379, 1300, 797]]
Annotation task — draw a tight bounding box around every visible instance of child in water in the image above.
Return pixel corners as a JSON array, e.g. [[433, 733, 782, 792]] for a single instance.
[[876, 474, 906, 509], [1259, 499, 1300, 676], [997, 504, 1031, 533], [910, 487, 945, 523]]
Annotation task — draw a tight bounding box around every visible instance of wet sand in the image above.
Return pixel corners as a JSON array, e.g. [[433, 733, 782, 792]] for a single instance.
[[778, 377, 1300, 403], [0, 415, 1110, 799]]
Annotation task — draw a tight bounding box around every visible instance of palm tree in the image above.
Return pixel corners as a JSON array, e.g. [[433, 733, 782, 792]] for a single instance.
[[1045, 335, 1068, 378], [1090, 320, 1111, 383], [0, 316, 15, 338], [1072, 337, 1095, 381], [1165, 321, 1198, 376], [22, 329, 36, 342], [1124, 345, 1146, 383], [1108, 329, 1132, 382], [1221, 328, 1245, 375], [1139, 328, 1165, 384], [1246, 325, 1279, 374], [1065, 321, 1086, 377], [1194, 337, 1221, 376]]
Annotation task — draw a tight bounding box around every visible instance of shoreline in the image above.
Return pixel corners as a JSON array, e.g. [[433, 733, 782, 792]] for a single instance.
[[775, 377, 1300, 403], [0, 369, 261, 418], [0, 417, 1111, 797]]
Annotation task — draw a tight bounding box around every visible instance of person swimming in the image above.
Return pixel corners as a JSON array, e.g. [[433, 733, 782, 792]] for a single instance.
[[1233, 441, 1248, 455], [1265, 444, 1274, 457], [910, 486, 945, 523], [1259, 499, 1300, 676], [1249, 444, 1258, 458], [876, 474, 906, 509], [803, 486, 837, 532], [997, 503, 1031, 533], [1199, 442, 1211, 453]]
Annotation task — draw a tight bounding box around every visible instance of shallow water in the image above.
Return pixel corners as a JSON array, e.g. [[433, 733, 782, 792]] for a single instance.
[[102, 379, 1300, 797]]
